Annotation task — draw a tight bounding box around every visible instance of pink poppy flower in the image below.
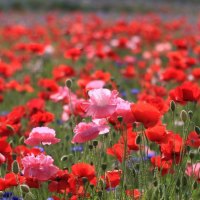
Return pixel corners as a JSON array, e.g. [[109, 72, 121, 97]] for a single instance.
[[50, 86, 76, 102], [110, 97, 135, 125], [24, 127, 60, 146], [72, 122, 106, 143], [185, 163, 200, 181], [61, 98, 85, 122], [22, 154, 59, 181], [82, 88, 118, 119], [85, 80, 105, 90], [92, 118, 110, 135]]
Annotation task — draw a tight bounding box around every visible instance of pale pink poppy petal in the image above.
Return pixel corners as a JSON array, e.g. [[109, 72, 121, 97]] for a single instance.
[[83, 88, 118, 119], [22, 154, 59, 181], [86, 80, 105, 90], [72, 122, 100, 143], [25, 127, 60, 146]]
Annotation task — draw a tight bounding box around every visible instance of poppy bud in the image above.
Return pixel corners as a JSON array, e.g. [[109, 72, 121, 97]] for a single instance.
[[82, 177, 88, 185], [90, 184, 94, 190], [88, 144, 93, 150], [186, 146, 191, 152], [111, 77, 115, 82], [180, 110, 188, 123], [9, 140, 13, 147], [20, 184, 30, 193], [132, 123, 137, 131], [135, 163, 140, 171], [117, 116, 123, 123], [176, 178, 181, 187], [12, 160, 20, 174], [6, 124, 15, 133], [153, 180, 158, 187], [182, 176, 187, 186], [12, 153, 17, 160], [136, 135, 141, 144], [170, 100, 176, 112], [195, 126, 200, 135], [68, 193, 73, 198], [101, 163, 107, 171], [65, 79, 72, 88], [0, 192, 3, 198], [93, 140, 98, 147], [66, 135, 70, 141], [193, 181, 198, 189], [63, 166, 68, 170], [188, 110, 193, 120], [98, 191, 103, 198], [189, 151, 195, 160], [61, 155, 68, 162]]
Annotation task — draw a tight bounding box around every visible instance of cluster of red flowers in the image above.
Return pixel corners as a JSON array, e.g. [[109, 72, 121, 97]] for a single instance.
[[0, 12, 200, 199]]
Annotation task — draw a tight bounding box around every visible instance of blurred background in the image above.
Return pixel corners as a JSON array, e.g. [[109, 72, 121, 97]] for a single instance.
[[0, 0, 199, 14]]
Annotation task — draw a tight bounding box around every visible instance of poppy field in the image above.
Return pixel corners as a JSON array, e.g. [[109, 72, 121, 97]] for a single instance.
[[1, 12, 200, 200]]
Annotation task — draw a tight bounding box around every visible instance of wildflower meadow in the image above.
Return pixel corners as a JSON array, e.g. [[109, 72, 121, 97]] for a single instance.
[[0, 10, 200, 200]]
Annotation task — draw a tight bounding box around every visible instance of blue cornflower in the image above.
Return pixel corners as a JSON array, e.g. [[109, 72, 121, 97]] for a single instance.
[[120, 90, 127, 97], [56, 119, 64, 125], [0, 192, 23, 200], [71, 145, 84, 152], [34, 146, 45, 152], [130, 88, 140, 95], [0, 111, 9, 116]]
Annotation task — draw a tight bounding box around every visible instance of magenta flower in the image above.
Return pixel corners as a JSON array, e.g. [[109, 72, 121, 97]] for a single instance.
[[72, 122, 106, 143], [24, 127, 60, 146], [22, 154, 59, 181], [82, 88, 118, 119]]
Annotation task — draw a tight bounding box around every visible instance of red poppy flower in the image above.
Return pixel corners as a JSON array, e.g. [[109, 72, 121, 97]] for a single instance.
[[71, 163, 96, 186], [30, 111, 54, 127], [119, 128, 139, 151], [26, 98, 45, 116], [145, 124, 169, 144], [0, 137, 12, 165], [107, 143, 130, 163], [53, 64, 75, 81], [161, 67, 186, 82], [126, 189, 141, 200], [186, 131, 200, 148], [192, 68, 200, 80], [101, 170, 122, 189], [160, 132, 183, 163], [169, 82, 200, 104], [64, 48, 82, 61], [48, 170, 70, 193], [151, 156, 173, 176], [121, 65, 135, 78], [131, 102, 161, 128]]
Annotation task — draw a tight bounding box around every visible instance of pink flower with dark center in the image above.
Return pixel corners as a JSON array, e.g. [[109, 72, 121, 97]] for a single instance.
[[24, 127, 60, 146], [22, 154, 59, 181], [82, 88, 118, 119], [72, 122, 106, 143]]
